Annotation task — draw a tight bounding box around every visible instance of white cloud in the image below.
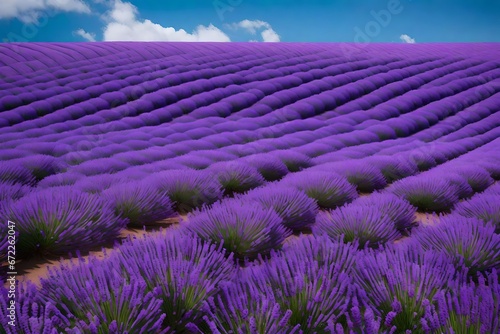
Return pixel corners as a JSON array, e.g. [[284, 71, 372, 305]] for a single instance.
[[0, 0, 90, 23], [230, 19, 281, 42], [261, 28, 280, 42], [103, 0, 230, 42], [74, 28, 96, 41], [400, 34, 416, 44]]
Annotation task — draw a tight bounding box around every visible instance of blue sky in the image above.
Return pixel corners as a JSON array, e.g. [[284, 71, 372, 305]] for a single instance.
[[0, 0, 499, 43]]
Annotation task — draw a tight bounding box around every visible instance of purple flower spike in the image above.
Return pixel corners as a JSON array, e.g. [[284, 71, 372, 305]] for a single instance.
[[421, 271, 500, 333], [73, 173, 120, 193], [388, 176, 459, 212], [195, 280, 301, 334], [39, 257, 167, 334], [281, 233, 360, 275], [1, 187, 126, 258], [243, 185, 319, 231], [314, 205, 401, 248], [411, 215, 500, 275], [242, 242, 353, 332], [114, 230, 236, 331], [281, 171, 358, 209], [185, 199, 290, 260], [0, 282, 71, 333], [353, 245, 456, 332], [102, 181, 176, 228]]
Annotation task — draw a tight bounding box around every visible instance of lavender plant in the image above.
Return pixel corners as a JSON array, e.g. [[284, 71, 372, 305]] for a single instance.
[[354, 193, 417, 233], [243, 185, 319, 231], [454, 193, 500, 230], [410, 215, 500, 275], [314, 205, 401, 248], [194, 281, 301, 334], [244, 154, 290, 181], [388, 176, 459, 212], [185, 199, 290, 260], [39, 256, 167, 334], [243, 247, 353, 333], [0, 163, 36, 186], [281, 234, 359, 275], [353, 245, 456, 332], [145, 169, 224, 213], [368, 156, 419, 183], [1, 187, 126, 258], [273, 150, 314, 172], [209, 162, 266, 196], [421, 271, 500, 333], [329, 163, 388, 192], [0, 282, 71, 334], [113, 230, 236, 331], [282, 171, 358, 209], [102, 181, 176, 227]]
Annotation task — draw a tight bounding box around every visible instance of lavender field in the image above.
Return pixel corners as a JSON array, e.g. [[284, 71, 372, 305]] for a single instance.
[[0, 42, 500, 333]]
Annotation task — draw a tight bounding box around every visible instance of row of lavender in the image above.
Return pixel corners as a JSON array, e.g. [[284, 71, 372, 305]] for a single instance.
[[2, 227, 499, 333], [1, 131, 499, 263]]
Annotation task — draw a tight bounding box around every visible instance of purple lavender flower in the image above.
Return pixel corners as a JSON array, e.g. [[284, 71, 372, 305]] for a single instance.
[[73, 173, 120, 193], [450, 166, 494, 193], [281, 234, 359, 276], [243, 243, 353, 333], [208, 161, 265, 196], [281, 171, 358, 209], [388, 176, 459, 212], [18, 154, 66, 183], [322, 162, 388, 192], [314, 205, 401, 248], [421, 271, 500, 333], [272, 150, 314, 172], [243, 185, 319, 231], [243, 154, 290, 181], [39, 256, 167, 334], [145, 169, 224, 213], [411, 215, 500, 275], [36, 172, 85, 188], [354, 192, 417, 233], [185, 199, 290, 260], [113, 230, 236, 331], [0, 162, 36, 186], [102, 180, 176, 227], [194, 281, 301, 334], [0, 181, 31, 202], [353, 245, 456, 332], [367, 156, 419, 183], [436, 172, 475, 199], [453, 193, 500, 230], [1, 187, 126, 258], [0, 282, 71, 334]]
